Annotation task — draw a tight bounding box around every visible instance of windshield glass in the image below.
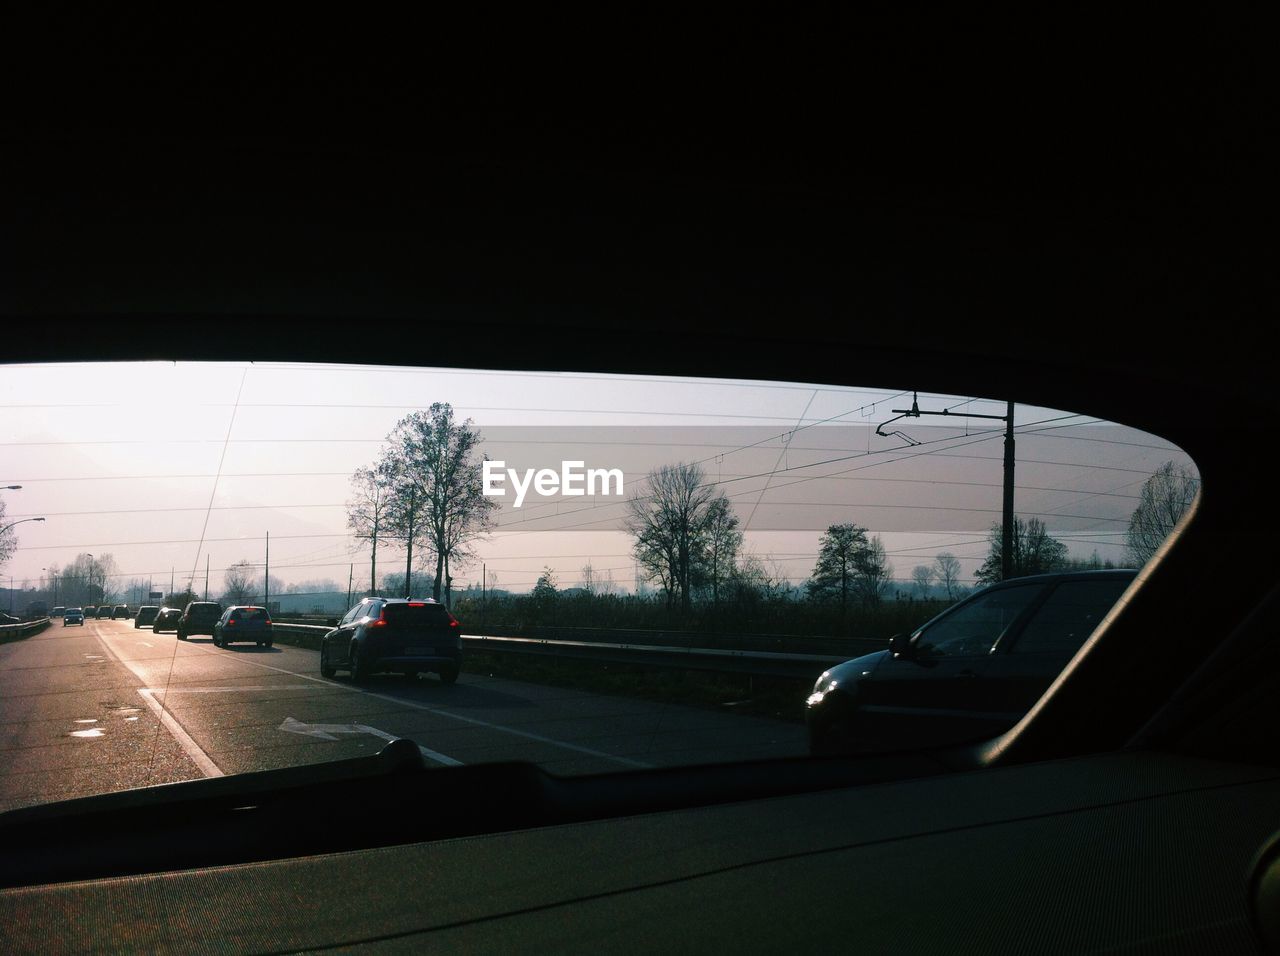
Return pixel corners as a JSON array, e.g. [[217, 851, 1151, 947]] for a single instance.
[[0, 362, 1197, 810]]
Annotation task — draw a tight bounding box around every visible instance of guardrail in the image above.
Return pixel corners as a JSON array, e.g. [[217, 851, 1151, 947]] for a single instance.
[[0, 618, 52, 645], [268, 623, 877, 680]]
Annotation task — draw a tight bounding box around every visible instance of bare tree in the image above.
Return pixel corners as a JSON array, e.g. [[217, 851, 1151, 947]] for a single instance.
[[580, 561, 596, 594], [223, 559, 258, 605], [933, 552, 962, 600], [347, 456, 397, 598], [0, 500, 16, 570], [976, 517, 1067, 584], [911, 565, 935, 598], [852, 535, 893, 607], [1127, 461, 1200, 565], [626, 462, 726, 614], [595, 568, 618, 596], [385, 404, 498, 608], [806, 523, 868, 612], [703, 495, 742, 606]]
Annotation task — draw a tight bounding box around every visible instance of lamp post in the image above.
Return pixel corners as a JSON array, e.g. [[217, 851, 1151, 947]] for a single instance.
[[0, 516, 44, 537]]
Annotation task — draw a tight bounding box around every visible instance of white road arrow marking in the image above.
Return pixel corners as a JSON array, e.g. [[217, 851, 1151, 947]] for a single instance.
[[279, 717, 462, 766]]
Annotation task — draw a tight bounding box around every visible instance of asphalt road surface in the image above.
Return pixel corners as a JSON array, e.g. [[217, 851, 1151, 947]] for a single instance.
[[0, 619, 807, 812]]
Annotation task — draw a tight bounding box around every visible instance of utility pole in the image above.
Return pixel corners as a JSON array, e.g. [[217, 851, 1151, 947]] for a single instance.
[[205, 555, 210, 601], [1002, 401, 1015, 580], [170, 568, 174, 599], [481, 562, 486, 626], [878, 392, 1018, 580], [347, 563, 353, 608], [265, 531, 270, 611]]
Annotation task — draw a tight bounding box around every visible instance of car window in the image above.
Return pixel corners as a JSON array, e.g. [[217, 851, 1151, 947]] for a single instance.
[[382, 602, 450, 624], [1007, 579, 1132, 656], [914, 584, 1044, 658], [0, 363, 1196, 814]]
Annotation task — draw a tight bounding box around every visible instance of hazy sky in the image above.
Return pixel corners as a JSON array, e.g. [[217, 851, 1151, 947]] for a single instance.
[[0, 362, 1193, 597]]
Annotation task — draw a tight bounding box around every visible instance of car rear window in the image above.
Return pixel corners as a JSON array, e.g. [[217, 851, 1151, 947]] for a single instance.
[[234, 608, 269, 621], [382, 603, 451, 624]]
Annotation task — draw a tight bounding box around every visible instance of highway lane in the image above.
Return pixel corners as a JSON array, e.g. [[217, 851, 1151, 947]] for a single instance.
[[1, 619, 807, 812]]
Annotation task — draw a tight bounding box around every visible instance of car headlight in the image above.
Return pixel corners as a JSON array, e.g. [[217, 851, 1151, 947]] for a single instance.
[[807, 672, 839, 708]]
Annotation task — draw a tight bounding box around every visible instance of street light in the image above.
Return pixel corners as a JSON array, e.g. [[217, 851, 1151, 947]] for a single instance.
[[0, 516, 45, 536]]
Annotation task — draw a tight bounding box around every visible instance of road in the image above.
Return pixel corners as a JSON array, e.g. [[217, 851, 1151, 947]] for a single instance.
[[0, 619, 807, 812]]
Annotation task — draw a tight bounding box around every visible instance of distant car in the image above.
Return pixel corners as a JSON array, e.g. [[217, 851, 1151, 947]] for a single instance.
[[0, 613, 21, 626], [62, 608, 84, 626], [212, 606, 273, 648], [52, 606, 65, 618], [152, 607, 181, 633], [111, 605, 129, 620], [95, 606, 113, 619], [134, 606, 160, 629], [82, 606, 97, 619], [806, 570, 1138, 756], [176, 601, 223, 641], [320, 597, 462, 683]]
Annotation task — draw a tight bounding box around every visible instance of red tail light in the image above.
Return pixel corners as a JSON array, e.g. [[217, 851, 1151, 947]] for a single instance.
[[370, 609, 387, 628], [448, 614, 460, 628]]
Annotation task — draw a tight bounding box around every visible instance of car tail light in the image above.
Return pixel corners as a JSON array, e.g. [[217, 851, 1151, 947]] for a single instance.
[[227, 619, 236, 626], [370, 609, 387, 628], [448, 614, 460, 628]]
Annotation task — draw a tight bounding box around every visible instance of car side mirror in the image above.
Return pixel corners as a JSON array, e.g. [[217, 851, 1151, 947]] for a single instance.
[[889, 633, 914, 661]]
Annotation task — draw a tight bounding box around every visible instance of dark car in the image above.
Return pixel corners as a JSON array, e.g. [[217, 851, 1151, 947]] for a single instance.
[[134, 606, 160, 629], [213, 606, 273, 648], [82, 606, 97, 619], [176, 601, 223, 640], [95, 605, 113, 619], [61, 607, 84, 626], [807, 570, 1138, 756], [111, 605, 129, 620], [52, 606, 65, 618], [151, 607, 181, 633], [320, 597, 462, 683]]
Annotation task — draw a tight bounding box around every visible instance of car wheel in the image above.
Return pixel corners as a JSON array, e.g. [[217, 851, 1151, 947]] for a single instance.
[[439, 663, 459, 686], [320, 645, 336, 678], [265, 639, 273, 649], [349, 642, 368, 681]]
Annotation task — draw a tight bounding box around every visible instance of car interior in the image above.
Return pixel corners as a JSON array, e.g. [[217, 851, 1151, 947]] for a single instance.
[[3, 20, 1278, 954]]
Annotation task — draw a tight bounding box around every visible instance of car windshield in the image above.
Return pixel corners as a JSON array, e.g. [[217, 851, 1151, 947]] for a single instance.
[[0, 362, 1197, 811]]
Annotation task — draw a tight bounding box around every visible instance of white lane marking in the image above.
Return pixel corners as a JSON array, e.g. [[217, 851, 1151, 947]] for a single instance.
[[136, 642, 154, 648], [148, 685, 338, 695], [173, 641, 653, 769], [136, 689, 224, 778], [92, 629, 225, 778], [279, 716, 463, 767]]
